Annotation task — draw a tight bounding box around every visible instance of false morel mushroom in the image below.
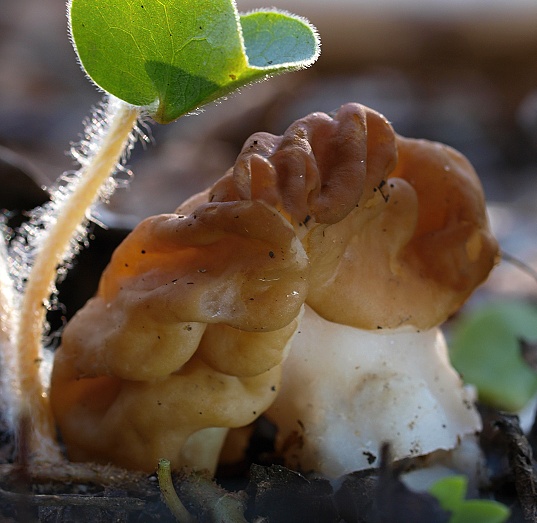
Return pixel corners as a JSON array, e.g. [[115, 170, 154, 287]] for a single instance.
[[205, 103, 499, 476], [50, 102, 499, 478]]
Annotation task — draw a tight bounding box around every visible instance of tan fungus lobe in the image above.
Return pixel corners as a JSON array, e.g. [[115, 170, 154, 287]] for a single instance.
[[181, 102, 396, 230], [203, 103, 499, 329], [305, 135, 499, 329], [50, 200, 308, 472]]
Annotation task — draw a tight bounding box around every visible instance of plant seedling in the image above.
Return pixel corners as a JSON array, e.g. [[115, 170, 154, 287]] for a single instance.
[[428, 475, 510, 523], [450, 301, 537, 412], [0, 0, 319, 462], [70, 0, 321, 123]]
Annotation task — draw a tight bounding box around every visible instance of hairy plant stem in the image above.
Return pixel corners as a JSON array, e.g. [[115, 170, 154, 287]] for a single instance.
[[14, 99, 140, 462]]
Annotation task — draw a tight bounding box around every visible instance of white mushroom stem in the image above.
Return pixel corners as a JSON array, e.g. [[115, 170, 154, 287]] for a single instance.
[[266, 305, 481, 479]]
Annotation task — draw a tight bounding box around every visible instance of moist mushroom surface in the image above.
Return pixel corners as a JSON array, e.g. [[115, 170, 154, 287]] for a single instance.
[[50, 200, 308, 472]]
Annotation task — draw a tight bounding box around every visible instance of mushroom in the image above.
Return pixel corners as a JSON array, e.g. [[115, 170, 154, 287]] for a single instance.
[[203, 103, 499, 476], [51, 101, 499, 477], [270, 306, 483, 477], [194, 102, 396, 234], [50, 199, 308, 472]]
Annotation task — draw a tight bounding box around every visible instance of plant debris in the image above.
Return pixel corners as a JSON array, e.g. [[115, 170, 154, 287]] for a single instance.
[[494, 413, 537, 522]]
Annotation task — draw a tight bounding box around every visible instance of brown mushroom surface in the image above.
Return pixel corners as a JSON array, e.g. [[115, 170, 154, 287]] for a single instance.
[[51, 101, 499, 475], [306, 135, 499, 329], [181, 102, 397, 232], [50, 200, 308, 472], [203, 103, 499, 329]]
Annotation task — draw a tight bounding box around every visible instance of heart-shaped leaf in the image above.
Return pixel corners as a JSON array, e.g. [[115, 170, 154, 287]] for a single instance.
[[68, 0, 320, 123], [449, 301, 537, 412]]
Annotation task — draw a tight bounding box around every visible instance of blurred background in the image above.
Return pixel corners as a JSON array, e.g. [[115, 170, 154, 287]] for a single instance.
[[1, 0, 537, 303]]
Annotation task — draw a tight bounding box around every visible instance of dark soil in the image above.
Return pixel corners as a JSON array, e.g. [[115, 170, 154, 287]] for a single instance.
[[0, 408, 536, 522]]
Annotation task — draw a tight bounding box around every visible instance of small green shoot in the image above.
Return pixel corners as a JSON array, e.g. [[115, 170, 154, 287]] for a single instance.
[[429, 475, 510, 523], [157, 459, 196, 522], [157, 459, 249, 522], [69, 0, 320, 123], [449, 301, 537, 412]]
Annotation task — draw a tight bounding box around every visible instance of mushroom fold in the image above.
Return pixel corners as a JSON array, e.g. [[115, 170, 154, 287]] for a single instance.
[[205, 103, 499, 330], [50, 200, 309, 472]]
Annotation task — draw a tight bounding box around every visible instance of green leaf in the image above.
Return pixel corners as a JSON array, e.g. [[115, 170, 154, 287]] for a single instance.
[[428, 476, 510, 523], [449, 301, 537, 412], [449, 501, 510, 523], [240, 10, 319, 69], [428, 476, 467, 512], [68, 0, 320, 123]]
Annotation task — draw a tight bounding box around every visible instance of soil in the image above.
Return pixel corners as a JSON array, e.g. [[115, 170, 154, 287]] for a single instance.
[[0, 408, 536, 522]]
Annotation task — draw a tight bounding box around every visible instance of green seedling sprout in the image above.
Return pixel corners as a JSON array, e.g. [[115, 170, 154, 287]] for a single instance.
[[157, 460, 248, 522], [158, 459, 197, 523], [450, 301, 537, 412], [428, 475, 510, 523], [0, 0, 319, 462], [69, 0, 321, 123]]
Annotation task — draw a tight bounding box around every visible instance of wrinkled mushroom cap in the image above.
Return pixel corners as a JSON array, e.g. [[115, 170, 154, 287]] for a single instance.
[[197, 102, 397, 234], [51, 200, 308, 472], [200, 103, 499, 329], [306, 136, 499, 329]]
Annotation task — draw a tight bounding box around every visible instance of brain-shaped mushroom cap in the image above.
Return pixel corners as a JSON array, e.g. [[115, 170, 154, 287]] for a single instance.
[[202, 103, 499, 329], [50, 200, 308, 472], [192, 102, 397, 231]]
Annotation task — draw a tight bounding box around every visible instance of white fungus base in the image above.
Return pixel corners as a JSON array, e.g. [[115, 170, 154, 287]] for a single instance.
[[266, 305, 482, 478]]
